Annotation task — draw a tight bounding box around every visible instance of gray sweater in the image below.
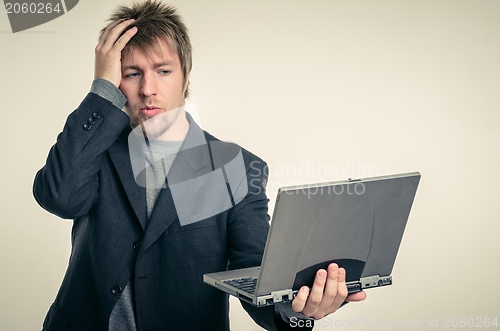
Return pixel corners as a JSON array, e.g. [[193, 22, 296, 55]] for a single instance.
[[91, 79, 182, 331]]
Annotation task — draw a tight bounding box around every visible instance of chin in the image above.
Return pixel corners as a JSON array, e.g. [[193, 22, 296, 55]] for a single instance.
[[141, 120, 171, 140]]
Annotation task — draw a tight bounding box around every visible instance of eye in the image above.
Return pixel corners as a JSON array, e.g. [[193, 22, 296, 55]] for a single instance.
[[160, 70, 171, 75], [124, 72, 140, 78]]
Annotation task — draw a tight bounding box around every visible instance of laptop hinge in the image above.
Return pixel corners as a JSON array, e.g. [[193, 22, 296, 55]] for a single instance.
[[271, 289, 294, 303], [359, 275, 392, 289]]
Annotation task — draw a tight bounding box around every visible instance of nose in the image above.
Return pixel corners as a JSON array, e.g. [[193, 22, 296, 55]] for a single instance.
[[139, 72, 157, 97]]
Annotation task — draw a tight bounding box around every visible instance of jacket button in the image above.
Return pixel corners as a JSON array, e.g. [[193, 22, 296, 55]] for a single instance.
[[83, 123, 92, 131], [87, 117, 96, 125], [92, 112, 101, 119], [133, 241, 142, 251], [111, 285, 123, 296]]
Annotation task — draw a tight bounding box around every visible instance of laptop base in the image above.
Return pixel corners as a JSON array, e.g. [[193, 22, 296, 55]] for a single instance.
[[204, 269, 393, 307]]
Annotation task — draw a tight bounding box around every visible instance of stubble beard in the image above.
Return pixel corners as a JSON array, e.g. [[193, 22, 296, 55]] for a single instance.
[[130, 108, 181, 140]]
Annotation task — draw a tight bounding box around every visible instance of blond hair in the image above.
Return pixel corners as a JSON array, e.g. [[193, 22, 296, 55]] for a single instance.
[[102, 0, 192, 98]]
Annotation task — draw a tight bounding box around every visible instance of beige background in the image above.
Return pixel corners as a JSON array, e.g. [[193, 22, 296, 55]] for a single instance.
[[1, 0, 499, 330]]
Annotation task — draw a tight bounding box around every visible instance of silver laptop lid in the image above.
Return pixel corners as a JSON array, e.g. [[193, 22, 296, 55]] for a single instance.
[[255, 172, 420, 296]]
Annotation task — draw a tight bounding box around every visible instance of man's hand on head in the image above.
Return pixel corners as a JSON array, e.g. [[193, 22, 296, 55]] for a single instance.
[[291, 263, 367, 320], [94, 19, 138, 88]]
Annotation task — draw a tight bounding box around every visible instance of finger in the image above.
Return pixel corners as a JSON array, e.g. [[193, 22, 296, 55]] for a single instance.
[[102, 19, 135, 51], [314, 263, 338, 313], [301, 269, 327, 316], [346, 290, 367, 302], [111, 25, 138, 54], [331, 267, 348, 310], [291, 286, 310, 313], [100, 19, 136, 53], [96, 19, 129, 52]]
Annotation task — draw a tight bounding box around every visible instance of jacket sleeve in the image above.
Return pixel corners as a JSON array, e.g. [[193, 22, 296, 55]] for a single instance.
[[33, 92, 130, 219], [226, 152, 313, 331]]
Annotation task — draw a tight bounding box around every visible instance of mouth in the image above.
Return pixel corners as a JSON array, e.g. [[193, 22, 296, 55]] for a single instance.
[[140, 106, 162, 118]]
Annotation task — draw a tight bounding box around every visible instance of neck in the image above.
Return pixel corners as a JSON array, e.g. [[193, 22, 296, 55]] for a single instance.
[[156, 107, 189, 141]]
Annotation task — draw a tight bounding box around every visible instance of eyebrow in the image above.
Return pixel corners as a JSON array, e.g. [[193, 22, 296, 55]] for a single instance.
[[122, 61, 174, 71]]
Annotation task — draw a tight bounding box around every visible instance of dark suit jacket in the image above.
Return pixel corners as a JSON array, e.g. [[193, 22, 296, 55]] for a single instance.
[[34, 93, 298, 331]]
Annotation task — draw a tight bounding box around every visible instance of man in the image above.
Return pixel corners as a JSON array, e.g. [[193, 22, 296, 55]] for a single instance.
[[33, 1, 365, 330]]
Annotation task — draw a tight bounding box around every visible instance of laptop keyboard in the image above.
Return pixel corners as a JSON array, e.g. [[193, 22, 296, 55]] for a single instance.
[[223, 277, 258, 294]]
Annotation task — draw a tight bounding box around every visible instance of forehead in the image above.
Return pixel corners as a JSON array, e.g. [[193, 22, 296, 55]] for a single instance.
[[122, 38, 180, 66]]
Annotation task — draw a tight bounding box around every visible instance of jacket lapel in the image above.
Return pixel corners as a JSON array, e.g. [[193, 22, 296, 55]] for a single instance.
[[108, 128, 148, 230], [139, 113, 213, 256]]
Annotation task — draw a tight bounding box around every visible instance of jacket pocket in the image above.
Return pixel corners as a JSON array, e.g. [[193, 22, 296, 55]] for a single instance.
[[42, 304, 71, 331]]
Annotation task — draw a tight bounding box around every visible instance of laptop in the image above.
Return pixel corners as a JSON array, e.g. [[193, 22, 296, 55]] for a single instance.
[[203, 172, 421, 307]]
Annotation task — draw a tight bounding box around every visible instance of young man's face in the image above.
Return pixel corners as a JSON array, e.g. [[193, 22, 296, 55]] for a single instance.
[[119, 39, 188, 140]]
